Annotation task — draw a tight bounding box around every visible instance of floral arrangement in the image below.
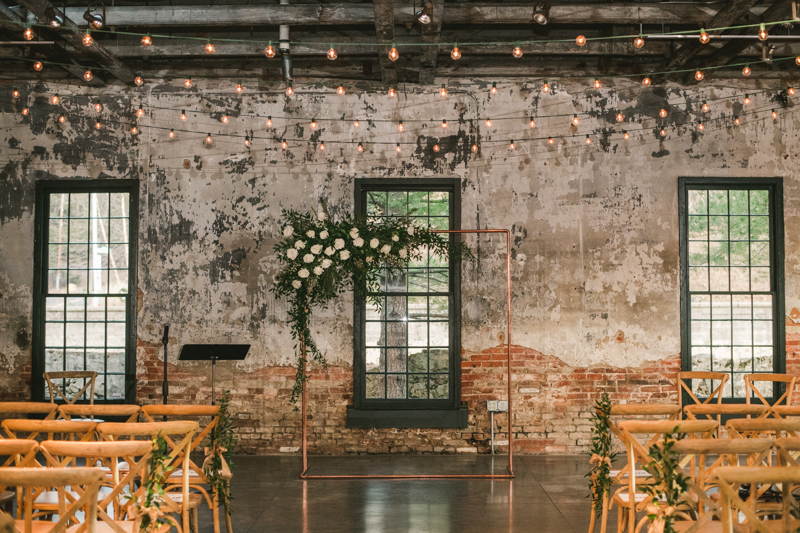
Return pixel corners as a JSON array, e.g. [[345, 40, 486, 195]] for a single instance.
[[587, 390, 616, 517], [271, 208, 471, 404], [204, 391, 236, 516], [641, 430, 690, 533]]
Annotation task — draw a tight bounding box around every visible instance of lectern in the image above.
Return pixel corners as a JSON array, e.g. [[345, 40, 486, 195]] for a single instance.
[[178, 344, 250, 405]]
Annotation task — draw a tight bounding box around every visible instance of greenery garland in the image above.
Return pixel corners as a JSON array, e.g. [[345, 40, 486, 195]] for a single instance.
[[204, 391, 237, 516], [587, 390, 616, 516], [641, 430, 690, 533], [271, 208, 472, 404], [137, 434, 175, 533]]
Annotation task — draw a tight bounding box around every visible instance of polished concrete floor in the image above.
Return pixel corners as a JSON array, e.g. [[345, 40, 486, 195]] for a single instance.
[[197, 455, 603, 533]]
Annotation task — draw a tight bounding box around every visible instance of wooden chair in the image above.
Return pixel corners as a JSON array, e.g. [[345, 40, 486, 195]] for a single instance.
[[716, 466, 800, 533], [677, 371, 729, 419], [745, 374, 798, 418], [726, 418, 800, 440], [96, 421, 198, 533], [2, 420, 97, 444], [43, 371, 98, 405], [0, 403, 58, 425], [0, 440, 40, 516], [0, 467, 104, 533], [684, 405, 769, 437], [57, 405, 140, 424], [39, 440, 174, 533]]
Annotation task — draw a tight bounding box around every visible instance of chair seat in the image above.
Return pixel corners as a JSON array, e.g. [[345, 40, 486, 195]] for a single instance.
[[34, 490, 103, 506], [15, 520, 64, 533], [67, 520, 171, 533], [749, 519, 800, 533], [672, 521, 734, 533], [160, 492, 203, 508], [610, 469, 650, 479], [166, 469, 201, 479], [615, 492, 667, 503]]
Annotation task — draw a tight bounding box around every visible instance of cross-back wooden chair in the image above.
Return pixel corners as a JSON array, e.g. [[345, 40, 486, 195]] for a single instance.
[[0, 467, 104, 533], [745, 374, 798, 418], [727, 418, 800, 440], [677, 371, 729, 419], [0, 403, 59, 426], [1, 420, 97, 445], [43, 371, 98, 405], [39, 440, 176, 533], [0, 440, 40, 515], [96, 421, 198, 533], [611, 420, 718, 533], [716, 466, 800, 533], [57, 405, 140, 424], [140, 405, 225, 533], [684, 404, 770, 437]]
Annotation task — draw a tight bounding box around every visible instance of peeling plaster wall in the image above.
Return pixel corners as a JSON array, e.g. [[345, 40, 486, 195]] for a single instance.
[[1, 78, 799, 453]]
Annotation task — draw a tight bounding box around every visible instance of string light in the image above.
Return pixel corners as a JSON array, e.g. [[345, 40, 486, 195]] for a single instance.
[[95, 120, 102, 130], [286, 82, 293, 96], [512, 42, 523, 58], [772, 109, 778, 119], [398, 121, 404, 132], [698, 122, 704, 131], [245, 135, 250, 147], [327, 44, 337, 60], [433, 144, 440, 152], [206, 133, 212, 143], [585, 135, 591, 145], [509, 140, 515, 150], [634, 35, 645, 49], [659, 108, 667, 118], [576, 35, 586, 46], [281, 139, 288, 149], [136, 105, 144, 117], [490, 82, 498, 94], [742, 64, 751, 76], [440, 85, 448, 98], [796, 56, 800, 66], [236, 81, 243, 93], [660, 128, 666, 137], [24, 26, 33, 40], [205, 40, 215, 54], [702, 101, 709, 113], [266, 116, 272, 127], [699, 29, 710, 44], [758, 23, 768, 41], [337, 86, 345, 95], [265, 41, 276, 58], [21, 107, 28, 116], [141, 34, 152, 47], [353, 119, 359, 128], [642, 75, 651, 86], [451, 44, 461, 60], [181, 110, 187, 121], [169, 129, 175, 138], [95, 103, 102, 112], [734, 116, 740, 126], [695, 70, 704, 81], [131, 126, 138, 135], [82, 30, 93, 47], [12, 87, 19, 98], [744, 94, 751, 105], [572, 114, 579, 126], [548, 137, 554, 144], [222, 115, 229, 124], [485, 118, 492, 127], [388, 87, 396, 98], [84, 69, 93, 81], [135, 75, 144, 86], [542, 80, 550, 93], [358, 142, 364, 153], [789, 87, 796, 96], [396, 143, 401, 153], [594, 79, 602, 89], [529, 117, 536, 128], [310, 118, 317, 129], [58, 115, 65, 123], [471, 144, 478, 153], [441, 119, 447, 129], [388, 44, 399, 62], [616, 112, 624, 123], [33, 61, 43, 71], [623, 131, 629, 140], [184, 78, 192, 88], [51, 94, 59, 105]]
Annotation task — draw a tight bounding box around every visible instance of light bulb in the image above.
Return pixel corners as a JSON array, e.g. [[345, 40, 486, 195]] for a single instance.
[[141, 34, 152, 47], [398, 121, 404, 132], [512, 45, 523, 58], [529, 117, 536, 128], [51, 94, 59, 105], [184, 78, 192, 88], [491, 82, 497, 94], [358, 143, 364, 153], [485, 118, 492, 127], [695, 70, 704, 81], [433, 144, 440, 152], [337, 86, 345, 95], [758, 24, 768, 41], [576, 35, 586, 47], [542, 80, 550, 93], [699, 29, 710, 44], [286, 84, 293, 96], [660, 128, 666, 137], [616, 112, 623, 123], [95, 121, 101, 129], [33, 61, 43, 71], [796, 56, 800, 66], [659, 108, 667, 118], [642, 76, 651, 86], [396, 143, 401, 153], [135, 75, 144, 86], [353, 119, 359, 128], [440, 85, 448, 98], [772, 109, 778, 119], [236, 81, 243, 93], [136, 105, 144, 117], [24, 27, 33, 40], [744, 94, 751, 105], [634, 35, 645, 49], [585, 135, 591, 145], [548, 137, 554, 144], [131, 126, 138, 135], [265, 42, 276, 58], [82, 31, 93, 47], [58, 115, 65, 123], [509, 140, 515, 150], [169, 129, 175, 138], [572, 114, 579, 126], [471, 144, 478, 153], [21, 108, 28, 116], [789, 87, 796, 96], [219, 115, 228, 124], [281, 140, 288, 149], [594, 79, 601, 89], [95, 103, 102, 112], [310, 118, 317, 129], [181, 110, 187, 121], [734, 117, 740, 126], [441, 119, 447, 129], [742, 64, 751, 76], [266, 116, 272, 127], [206, 133, 212, 143], [84, 69, 92, 81], [451, 45, 461, 60], [12, 87, 19, 98], [205, 41, 215, 54], [623, 131, 629, 140], [327, 45, 337, 60], [244, 135, 250, 147], [702, 101, 709, 113], [698, 123, 704, 131], [388, 87, 396, 98], [388, 45, 399, 62]]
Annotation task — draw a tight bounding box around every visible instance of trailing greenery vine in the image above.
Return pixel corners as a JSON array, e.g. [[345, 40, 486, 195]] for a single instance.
[[271, 208, 472, 404], [641, 430, 690, 533], [587, 390, 616, 517], [136, 434, 175, 533], [204, 390, 236, 516]]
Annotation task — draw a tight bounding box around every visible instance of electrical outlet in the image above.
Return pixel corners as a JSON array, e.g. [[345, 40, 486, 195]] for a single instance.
[[487, 400, 498, 411], [497, 400, 508, 412]]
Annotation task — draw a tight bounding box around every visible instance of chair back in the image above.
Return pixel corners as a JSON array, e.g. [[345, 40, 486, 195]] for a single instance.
[[0, 439, 39, 468], [677, 371, 729, 417], [715, 466, 800, 533], [726, 417, 800, 439], [0, 402, 59, 422], [43, 371, 98, 405], [745, 374, 798, 417], [1, 419, 97, 442], [58, 404, 141, 423]]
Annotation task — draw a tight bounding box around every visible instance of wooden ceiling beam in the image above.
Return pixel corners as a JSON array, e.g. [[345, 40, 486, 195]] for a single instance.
[[373, 0, 397, 86], [418, 0, 444, 85]]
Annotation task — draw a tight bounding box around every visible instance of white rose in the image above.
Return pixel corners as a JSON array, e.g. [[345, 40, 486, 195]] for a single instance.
[[314, 266, 323, 276], [298, 269, 309, 279], [322, 259, 332, 269], [350, 228, 359, 239], [324, 246, 335, 256], [353, 237, 364, 247], [370, 238, 379, 249], [366, 256, 373, 264], [407, 226, 415, 236], [306, 230, 315, 238], [286, 248, 298, 260], [311, 244, 323, 255], [392, 234, 399, 242], [303, 254, 314, 263], [334, 238, 345, 250], [340, 250, 350, 260], [283, 225, 294, 237], [317, 211, 326, 221], [320, 230, 329, 239], [399, 248, 407, 259], [292, 280, 302, 289], [294, 240, 305, 250], [381, 244, 391, 254]]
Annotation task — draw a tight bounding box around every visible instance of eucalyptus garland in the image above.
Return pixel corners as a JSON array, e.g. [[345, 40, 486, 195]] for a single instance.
[[271, 208, 472, 404], [641, 430, 690, 533], [587, 390, 616, 517], [204, 391, 237, 516], [137, 434, 174, 533]]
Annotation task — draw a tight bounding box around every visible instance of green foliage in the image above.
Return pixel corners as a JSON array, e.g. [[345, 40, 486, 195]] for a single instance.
[[587, 390, 616, 516], [138, 434, 174, 533], [205, 391, 236, 516], [270, 208, 472, 404], [641, 430, 690, 533]]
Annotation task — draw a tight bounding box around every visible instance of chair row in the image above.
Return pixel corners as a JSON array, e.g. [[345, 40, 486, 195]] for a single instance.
[[0, 401, 220, 423]]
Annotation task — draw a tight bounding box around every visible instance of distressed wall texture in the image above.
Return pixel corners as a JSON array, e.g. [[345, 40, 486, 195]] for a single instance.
[[1, 78, 800, 454]]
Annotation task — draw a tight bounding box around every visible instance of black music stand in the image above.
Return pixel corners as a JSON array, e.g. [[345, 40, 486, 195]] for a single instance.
[[179, 344, 250, 405]]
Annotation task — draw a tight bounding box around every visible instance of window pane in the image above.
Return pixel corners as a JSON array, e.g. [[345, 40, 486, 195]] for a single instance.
[[366, 375, 385, 398], [387, 375, 406, 398], [688, 190, 708, 214], [431, 375, 449, 399], [408, 374, 428, 399]]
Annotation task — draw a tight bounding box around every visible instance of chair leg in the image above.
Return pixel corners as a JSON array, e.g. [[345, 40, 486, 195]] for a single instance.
[[600, 493, 610, 533], [224, 503, 233, 533], [212, 490, 221, 533], [190, 507, 199, 533], [588, 508, 597, 533]]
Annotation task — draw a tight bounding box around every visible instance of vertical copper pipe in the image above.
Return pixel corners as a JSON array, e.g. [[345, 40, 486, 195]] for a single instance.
[[506, 229, 513, 475], [301, 327, 308, 476]]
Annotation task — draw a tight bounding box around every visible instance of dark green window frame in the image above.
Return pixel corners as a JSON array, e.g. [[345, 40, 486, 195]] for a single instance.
[[347, 178, 466, 429], [679, 177, 785, 402], [31, 179, 139, 404]]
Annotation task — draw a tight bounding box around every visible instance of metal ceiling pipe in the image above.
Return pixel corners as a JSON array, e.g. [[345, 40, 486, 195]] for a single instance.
[[646, 34, 800, 40], [280, 0, 292, 82]]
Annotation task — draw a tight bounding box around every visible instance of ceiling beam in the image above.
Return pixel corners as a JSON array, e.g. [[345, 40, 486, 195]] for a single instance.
[[49, 3, 777, 29], [418, 0, 445, 85], [373, 0, 397, 86], [15, 0, 135, 84]]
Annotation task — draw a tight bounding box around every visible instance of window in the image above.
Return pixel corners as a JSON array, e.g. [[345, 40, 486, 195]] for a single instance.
[[679, 178, 785, 401], [348, 179, 465, 428], [32, 180, 138, 403]]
